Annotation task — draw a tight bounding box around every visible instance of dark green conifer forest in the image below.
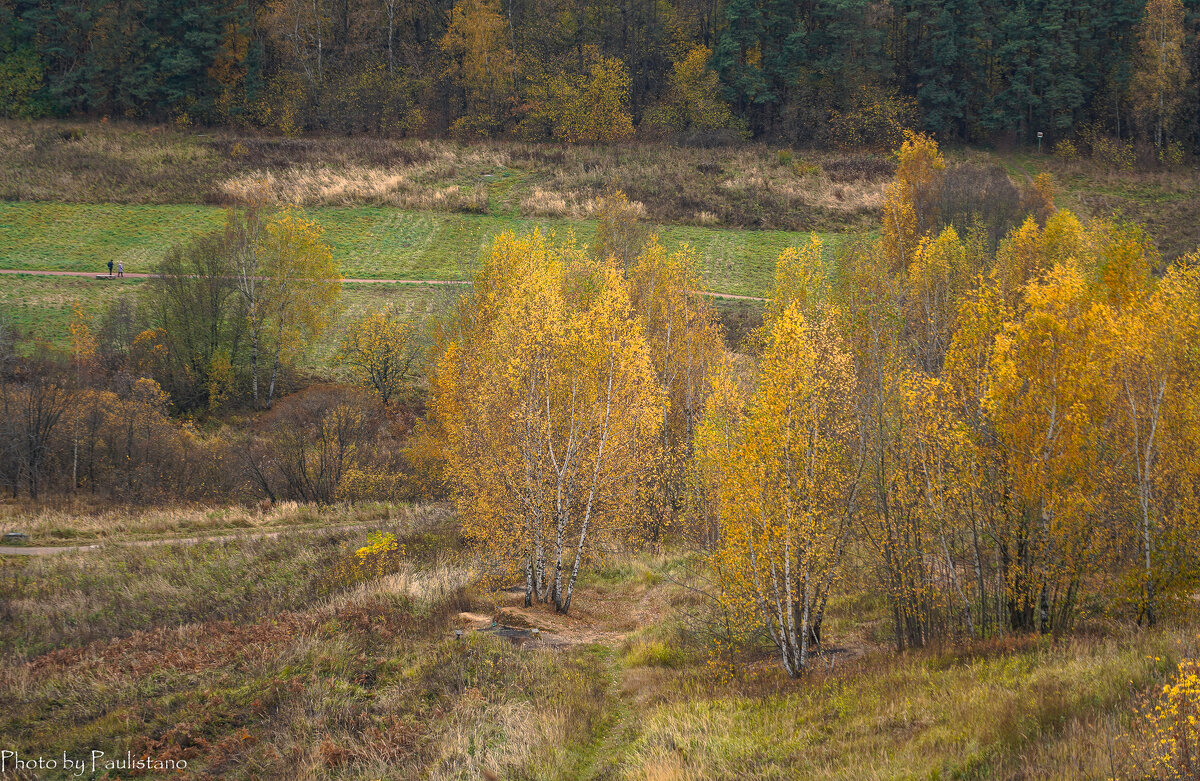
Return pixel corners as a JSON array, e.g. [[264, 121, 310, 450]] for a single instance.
[[2, 0, 1197, 152]]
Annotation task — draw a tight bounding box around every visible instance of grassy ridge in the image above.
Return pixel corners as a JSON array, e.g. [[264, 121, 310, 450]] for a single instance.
[[0, 202, 832, 297]]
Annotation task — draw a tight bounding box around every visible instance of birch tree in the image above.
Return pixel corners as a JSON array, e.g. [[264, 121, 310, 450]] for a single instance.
[[984, 261, 1113, 631], [336, 305, 416, 405], [432, 231, 660, 613], [1129, 0, 1189, 155], [229, 203, 341, 409], [701, 302, 859, 676], [627, 237, 724, 541], [1112, 256, 1200, 624], [259, 210, 341, 408]]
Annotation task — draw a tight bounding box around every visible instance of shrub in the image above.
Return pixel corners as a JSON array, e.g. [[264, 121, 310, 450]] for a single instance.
[[821, 155, 896, 183], [1131, 654, 1200, 779], [336, 467, 410, 503], [356, 530, 404, 564], [938, 163, 1022, 247], [594, 189, 650, 265], [544, 49, 635, 144], [324, 530, 408, 589], [243, 385, 400, 504], [1053, 139, 1079, 160], [1161, 140, 1186, 168], [0, 47, 49, 119], [1093, 136, 1137, 171], [1022, 172, 1057, 224], [640, 46, 744, 140], [827, 89, 918, 151], [792, 159, 821, 177]]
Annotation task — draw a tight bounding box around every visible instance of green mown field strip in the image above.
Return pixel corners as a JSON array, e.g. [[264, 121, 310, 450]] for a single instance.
[[0, 202, 836, 298]]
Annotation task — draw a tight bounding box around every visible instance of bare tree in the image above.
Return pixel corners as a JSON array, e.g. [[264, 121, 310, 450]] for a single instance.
[[0, 364, 71, 499]]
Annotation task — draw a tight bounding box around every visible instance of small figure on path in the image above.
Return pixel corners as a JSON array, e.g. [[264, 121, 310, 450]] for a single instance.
[[107, 259, 113, 277], [117, 261, 123, 278]]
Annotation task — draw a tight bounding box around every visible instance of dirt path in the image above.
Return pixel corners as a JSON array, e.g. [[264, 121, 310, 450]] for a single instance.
[[0, 522, 370, 556], [0, 268, 767, 301], [0, 268, 470, 286], [452, 585, 668, 778]]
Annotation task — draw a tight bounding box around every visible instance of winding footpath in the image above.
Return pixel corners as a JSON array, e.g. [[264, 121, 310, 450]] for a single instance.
[[0, 268, 768, 301], [0, 522, 371, 556]]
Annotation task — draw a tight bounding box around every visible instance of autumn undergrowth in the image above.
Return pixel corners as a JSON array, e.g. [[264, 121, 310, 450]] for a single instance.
[[3, 120, 1194, 254], [0, 504, 622, 780], [0, 120, 883, 231], [0, 515, 1188, 779], [0, 504, 455, 658], [617, 630, 1182, 780]]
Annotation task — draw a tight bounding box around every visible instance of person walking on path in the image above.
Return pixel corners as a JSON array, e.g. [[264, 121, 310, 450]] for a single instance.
[[117, 261, 123, 278], [107, 260, 113, 277]]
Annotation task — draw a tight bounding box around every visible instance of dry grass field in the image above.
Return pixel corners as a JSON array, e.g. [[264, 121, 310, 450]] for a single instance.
[[0, 120, 886, 232], [0, 503, 1189, 779]]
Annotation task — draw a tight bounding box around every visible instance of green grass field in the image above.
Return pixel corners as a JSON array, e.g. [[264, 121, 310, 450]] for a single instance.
[[0, 202, 833, 297], [0, 200, 801, 357]]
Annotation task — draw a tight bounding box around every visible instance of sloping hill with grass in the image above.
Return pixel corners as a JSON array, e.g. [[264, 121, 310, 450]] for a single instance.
[[0, 202, 838, 297]]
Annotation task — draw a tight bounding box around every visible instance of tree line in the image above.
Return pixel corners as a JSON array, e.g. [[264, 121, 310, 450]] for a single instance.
[[2, 0, 1200, 154], [428, 135, 1200, 675]]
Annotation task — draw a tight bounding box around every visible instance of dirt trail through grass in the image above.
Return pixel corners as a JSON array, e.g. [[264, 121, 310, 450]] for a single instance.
[[0, 268, 768, 301], [0, 268, 470, 285], [0, 521, 371, 555]]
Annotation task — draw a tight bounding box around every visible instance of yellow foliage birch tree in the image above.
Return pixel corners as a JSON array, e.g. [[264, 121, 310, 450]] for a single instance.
[[628, 237, 725, 541], [881, 131, 945, 271], [905, 225, 975, 373], [1112, 255, 1200, 623], [337, 305, 415, 405], [984, 261, 1113, 631], [548, 50, 636, 143], [433, 231, 660, 613], [260, 209, 341, 408], [701, 303, 859, 676], [1129, 0, 1190, 155], [440, 0, 516, 135]]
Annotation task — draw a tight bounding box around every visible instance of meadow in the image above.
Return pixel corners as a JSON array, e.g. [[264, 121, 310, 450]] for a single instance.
[[0, 120, 885, 231], [0, 504, 1186, 780], [0, 201, 827, 296], [0, 498, 411, 545], [4, 118, 1197, 360]]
